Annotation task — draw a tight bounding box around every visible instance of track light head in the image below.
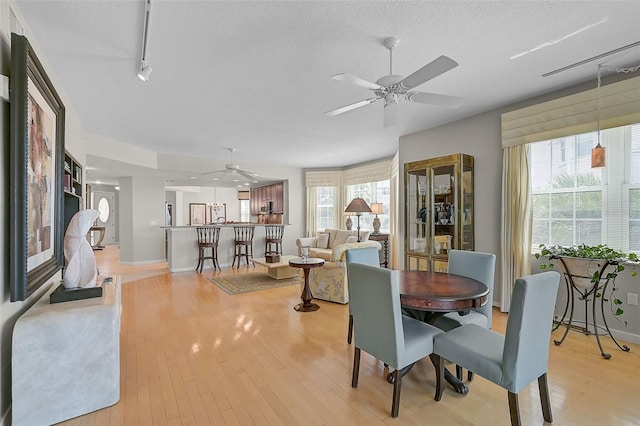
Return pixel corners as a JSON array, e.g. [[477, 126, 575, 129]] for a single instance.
[[137, 65, 152, 82]]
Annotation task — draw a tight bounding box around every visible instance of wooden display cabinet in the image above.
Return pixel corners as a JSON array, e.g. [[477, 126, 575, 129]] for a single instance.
[[404, 153, 474, 271]]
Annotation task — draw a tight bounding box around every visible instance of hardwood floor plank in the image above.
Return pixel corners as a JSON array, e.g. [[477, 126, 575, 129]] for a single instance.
[[56, 245, 640, 425]]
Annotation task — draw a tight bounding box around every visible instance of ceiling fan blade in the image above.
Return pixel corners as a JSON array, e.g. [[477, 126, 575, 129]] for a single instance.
[[398, 55, 459, 90], [406, 91, 465, 108], [383, 102, 398, 128], [202, 169, 227, 176], [331, 73, 382, 90], [325, 98, 378, 116], [237, 170, 257, 180]]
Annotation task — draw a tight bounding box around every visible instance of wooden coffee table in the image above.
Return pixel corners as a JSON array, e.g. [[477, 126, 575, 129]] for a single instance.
[[253, 255, 300, 279]]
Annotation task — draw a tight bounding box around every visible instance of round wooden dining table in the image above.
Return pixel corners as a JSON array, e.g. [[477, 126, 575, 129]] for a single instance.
[[398, 270, 488, 313], [393, 270, 489, 394]]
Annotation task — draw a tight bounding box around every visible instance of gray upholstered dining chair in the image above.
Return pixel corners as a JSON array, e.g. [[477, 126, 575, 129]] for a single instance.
[[349, 263, 443, 418], [345, 247, 381, 344], [432, 271, 560, 426], [433, 249, 496, 381]]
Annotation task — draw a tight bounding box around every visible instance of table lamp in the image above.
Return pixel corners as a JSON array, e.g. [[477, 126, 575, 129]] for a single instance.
[[370, 203, 384, 234], [344, 197, 371, 242]]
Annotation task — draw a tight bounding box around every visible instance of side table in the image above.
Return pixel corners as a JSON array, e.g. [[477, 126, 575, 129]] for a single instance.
[[288, 257, 324, 312], [369, 233, 389, 268]]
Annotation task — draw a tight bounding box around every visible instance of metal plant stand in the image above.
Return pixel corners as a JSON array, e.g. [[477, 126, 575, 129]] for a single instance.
[[553, 256, 630, 359]]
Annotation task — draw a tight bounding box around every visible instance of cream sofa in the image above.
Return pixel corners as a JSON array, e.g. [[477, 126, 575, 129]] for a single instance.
[[296, 228, 372, 261], [296, 229, 380, 304]]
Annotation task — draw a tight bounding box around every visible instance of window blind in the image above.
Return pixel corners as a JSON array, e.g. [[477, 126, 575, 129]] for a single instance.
[[502, 76, 640, 148], [342, 159, 392, 185], [305, 170, 341, 187]]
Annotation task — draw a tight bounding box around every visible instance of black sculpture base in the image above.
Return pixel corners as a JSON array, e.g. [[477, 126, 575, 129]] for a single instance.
[[50, 282, 103, 304]]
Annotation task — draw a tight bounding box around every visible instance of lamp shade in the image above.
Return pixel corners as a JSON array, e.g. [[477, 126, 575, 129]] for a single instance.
[[591, 143, 606, 168], [370, 203, 384, 215], [344, 197, 372, 214]]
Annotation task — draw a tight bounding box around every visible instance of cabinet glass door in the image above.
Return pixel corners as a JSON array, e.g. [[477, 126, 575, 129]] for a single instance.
[[432, 163, 456, 272], [406, 169, 428, 255]]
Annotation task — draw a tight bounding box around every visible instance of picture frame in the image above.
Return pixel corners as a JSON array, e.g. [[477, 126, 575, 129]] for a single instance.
[[9, 33, 65, 301], [189, 203, 207, 226], [209, 203, 226, 223]]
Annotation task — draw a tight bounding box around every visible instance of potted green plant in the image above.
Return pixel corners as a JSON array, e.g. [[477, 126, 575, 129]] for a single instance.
[[536, 243, 638, 321], [535, 243, 638, 358]]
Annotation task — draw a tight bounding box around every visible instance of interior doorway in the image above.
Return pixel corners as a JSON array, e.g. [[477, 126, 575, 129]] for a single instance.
[[92, 191, 117, 245]]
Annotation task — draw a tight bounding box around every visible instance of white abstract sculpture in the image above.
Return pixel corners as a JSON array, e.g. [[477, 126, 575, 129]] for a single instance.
[[63, 209, 99, 289]]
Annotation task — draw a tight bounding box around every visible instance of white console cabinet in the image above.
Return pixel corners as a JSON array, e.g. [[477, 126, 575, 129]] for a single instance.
[[12, 276, 121, 426]]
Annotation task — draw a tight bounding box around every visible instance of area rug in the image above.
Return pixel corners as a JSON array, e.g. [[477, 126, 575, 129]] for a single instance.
[[209, 273, 300, 295]]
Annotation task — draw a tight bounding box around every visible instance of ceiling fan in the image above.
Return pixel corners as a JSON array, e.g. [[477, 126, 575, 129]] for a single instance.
[[325, 37, 465, 127], [202, 148, 258, 181]]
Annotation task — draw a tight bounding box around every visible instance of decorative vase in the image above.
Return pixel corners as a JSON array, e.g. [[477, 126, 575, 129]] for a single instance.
[[346, 216, 353, 230], [372, 216, 381, 234]]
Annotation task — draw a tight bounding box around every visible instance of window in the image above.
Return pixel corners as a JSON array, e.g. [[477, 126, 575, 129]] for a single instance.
[[531, 123, 640, 252], [240, 200, 250, 222], [345, 179, 391, 233], [316, 186, 336, 232]]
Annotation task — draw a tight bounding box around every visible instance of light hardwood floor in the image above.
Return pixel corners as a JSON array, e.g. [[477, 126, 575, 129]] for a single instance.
[[60, 245, 640, 425]]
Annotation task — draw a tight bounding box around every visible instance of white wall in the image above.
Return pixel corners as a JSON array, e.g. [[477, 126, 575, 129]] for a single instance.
[[399, 109, 503, 305], [119, 177, 166, 264]]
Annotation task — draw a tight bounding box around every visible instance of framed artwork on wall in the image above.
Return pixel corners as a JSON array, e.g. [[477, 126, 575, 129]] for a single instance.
[[189, 203, 207, 226], [9, 33, 66, 301]]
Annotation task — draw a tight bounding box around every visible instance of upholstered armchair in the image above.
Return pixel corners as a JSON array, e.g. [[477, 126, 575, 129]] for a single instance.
[[296, 230, 380, 304]]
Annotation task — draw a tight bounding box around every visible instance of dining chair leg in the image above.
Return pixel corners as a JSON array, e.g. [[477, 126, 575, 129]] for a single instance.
[[433, 354, 444, 401], [351, 347, 361, 388], [508, 391, 522, 426], [347, 314, 353, 344], [538, 373, 553, 423], [391, 369, 402, 418], [456, 365, 463, 381], [467, 371, 474, 381]]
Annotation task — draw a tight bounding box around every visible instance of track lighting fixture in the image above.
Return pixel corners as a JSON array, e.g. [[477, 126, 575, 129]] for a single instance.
[[137, 0, 153, 82], [137, 65, 152, 82]]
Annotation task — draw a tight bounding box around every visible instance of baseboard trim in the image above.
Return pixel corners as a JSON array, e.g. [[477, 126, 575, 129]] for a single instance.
[[120, 259, 167, 266]]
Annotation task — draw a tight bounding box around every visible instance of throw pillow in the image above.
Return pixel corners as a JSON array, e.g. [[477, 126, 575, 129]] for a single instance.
[[359, 231, 371, 241], [317, 233, 330, 249], [345, 235, 358, 244], [334, 230, 352, 246]]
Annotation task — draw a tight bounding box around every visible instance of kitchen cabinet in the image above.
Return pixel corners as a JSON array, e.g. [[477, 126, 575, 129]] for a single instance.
[[250, 182, 285, 214]]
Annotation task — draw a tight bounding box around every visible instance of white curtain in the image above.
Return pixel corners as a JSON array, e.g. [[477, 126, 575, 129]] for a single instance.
[[306, 187, 317, 238], [390, 152, 400, 269], [499, 145, 531, 312]]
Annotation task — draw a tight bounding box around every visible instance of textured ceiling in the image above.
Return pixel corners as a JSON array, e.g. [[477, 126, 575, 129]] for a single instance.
[[12, 1, 640, 186]]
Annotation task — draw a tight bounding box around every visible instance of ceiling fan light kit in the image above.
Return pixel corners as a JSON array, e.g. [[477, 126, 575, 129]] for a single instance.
[[325, 36, 465, 127]]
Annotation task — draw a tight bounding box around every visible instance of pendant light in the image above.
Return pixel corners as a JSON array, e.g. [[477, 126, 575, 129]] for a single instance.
[[591, 64, 605, 168]]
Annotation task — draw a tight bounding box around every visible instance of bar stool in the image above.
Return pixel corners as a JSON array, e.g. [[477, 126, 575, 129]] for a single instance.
[[196, 226, 221, 272], [232, 225, 255, 268], [264, 224, 284, 255]]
